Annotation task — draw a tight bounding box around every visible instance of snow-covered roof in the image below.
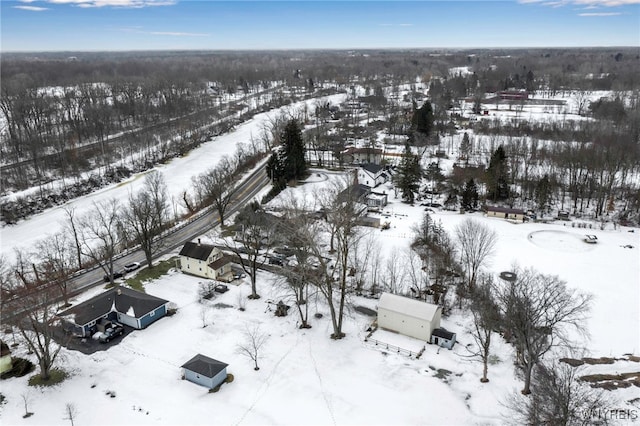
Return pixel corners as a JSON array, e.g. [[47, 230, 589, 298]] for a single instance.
[[378, 292, 441, 322]]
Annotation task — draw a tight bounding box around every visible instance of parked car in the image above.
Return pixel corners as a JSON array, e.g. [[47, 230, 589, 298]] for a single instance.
[[103, 271, 124, 282], [214, 284, 229, 293], [124, 262, 141, 272], [99, 323, 124, 343], [268, 256, 285, 266]]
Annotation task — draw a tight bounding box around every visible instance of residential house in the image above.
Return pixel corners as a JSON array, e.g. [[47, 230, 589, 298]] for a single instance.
[[377, 292, 442, 341], [339, 184, 388, 213], [485, 205, 526, 222], [181, 354, 229, 390], [343, 147, 384, 165], [58, 287, 169, 337], [357, 163, 389, 188], [179, 240, 232, 281], [0, 340, 12, 375]]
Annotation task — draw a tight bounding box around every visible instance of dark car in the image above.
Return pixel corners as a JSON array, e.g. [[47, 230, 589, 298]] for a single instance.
[[99, 323, 124, 343], [214, 284, 229, 293], [103, 271, 124, 282], [268, 256, 285, 266]]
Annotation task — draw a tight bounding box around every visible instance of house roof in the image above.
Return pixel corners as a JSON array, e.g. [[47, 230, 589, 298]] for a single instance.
[[486, 205, 526, 215], [181, 354, 228, 378], [58, 287, 169, 325], [432, 328, 456, 341], [209, 255, 232, 271], [338, 184, 371, 203], [361, 163, 384, 175], [378, 292, 441, 322], [179, 241, 216, 261]]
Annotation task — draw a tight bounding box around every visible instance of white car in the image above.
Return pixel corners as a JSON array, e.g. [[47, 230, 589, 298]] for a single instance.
[[124, 262, 141, 272]]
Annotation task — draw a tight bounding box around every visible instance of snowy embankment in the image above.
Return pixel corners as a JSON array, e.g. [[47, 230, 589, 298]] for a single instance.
[[0, 93, 347, 262]]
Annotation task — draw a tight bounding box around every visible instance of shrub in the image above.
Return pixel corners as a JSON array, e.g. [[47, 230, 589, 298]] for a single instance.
[[0, 357, 35, 379], [225, 373, 234, 383], [28, 368, 68, 387]]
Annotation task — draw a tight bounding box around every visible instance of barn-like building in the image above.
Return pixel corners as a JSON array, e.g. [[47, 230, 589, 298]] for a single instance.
[[377, 293, 442, 341]]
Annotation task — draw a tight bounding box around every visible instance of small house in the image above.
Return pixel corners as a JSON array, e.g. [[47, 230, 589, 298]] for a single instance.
[[181, 354, 228, 390], [0, 340, 12, 375], [377, 292, 442, 341], [485, 205, 526, 222], [179, 240, 232, 281], [58, 287, 169, 337], [343, 147, 384, 165], [357, 163, 388, 188], [430, 328, 456, 350]]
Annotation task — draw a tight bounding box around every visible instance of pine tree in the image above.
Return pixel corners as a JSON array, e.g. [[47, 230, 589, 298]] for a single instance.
[[485, 146, 509, 201], [413, 101, 434, 136], [460, 132, 472, 161], [535, 174, 552, 213], [281, 119, 306, 181], [461, 178, 479, 211], [395, 143, 422, 204]]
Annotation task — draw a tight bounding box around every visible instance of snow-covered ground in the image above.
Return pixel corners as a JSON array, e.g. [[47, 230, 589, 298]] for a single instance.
[[0, 93, 347, 262], [2, 168, 638, 424]]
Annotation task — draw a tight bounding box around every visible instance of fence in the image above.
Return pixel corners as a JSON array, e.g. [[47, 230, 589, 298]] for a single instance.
[[364, 336, 425, 359]]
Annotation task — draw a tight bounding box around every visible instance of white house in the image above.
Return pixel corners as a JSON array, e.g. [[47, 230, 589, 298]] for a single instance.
[[179, 240, 232, 281], [357, 163, 388, 188], [377, 292, 442, 341]]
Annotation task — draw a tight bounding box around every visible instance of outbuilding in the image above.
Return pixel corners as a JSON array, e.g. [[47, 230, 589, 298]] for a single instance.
[[377, 292, 442, 341], [430, 328, 456, 350], [181, 354, 229, 390]]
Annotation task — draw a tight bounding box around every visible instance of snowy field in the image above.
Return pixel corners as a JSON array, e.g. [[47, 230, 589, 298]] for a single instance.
[[2, 175, 638, 425]]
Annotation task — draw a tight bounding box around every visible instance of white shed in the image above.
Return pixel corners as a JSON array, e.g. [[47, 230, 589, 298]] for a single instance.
[[377, 293, 442, 341]]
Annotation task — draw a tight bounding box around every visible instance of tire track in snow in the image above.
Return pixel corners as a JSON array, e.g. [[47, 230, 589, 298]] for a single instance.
[[308, 341, 337, 426], [234, 334, 299, 426]]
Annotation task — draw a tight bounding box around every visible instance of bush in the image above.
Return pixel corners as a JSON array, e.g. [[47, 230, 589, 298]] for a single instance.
[[1, 357, 35, 379], [28, 368, 68, 387], [225, 373, 234, 383]]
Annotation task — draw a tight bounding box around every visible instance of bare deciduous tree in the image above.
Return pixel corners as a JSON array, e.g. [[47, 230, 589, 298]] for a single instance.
[[507, 360, 610, 425], [64, 402, 78, 426], [236, 324, 268, 371], [496, 267, 592, 395], [79, 198, 124, 285], [36, 232, 75, 308], [468, 275, 501, 383], [193, 157, 238, 227], [122, 171, 169, 268], [455, 218, 497, 290]]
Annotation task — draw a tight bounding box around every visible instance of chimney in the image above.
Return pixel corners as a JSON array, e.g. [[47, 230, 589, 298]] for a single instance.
[[116, 289, 122, 296]]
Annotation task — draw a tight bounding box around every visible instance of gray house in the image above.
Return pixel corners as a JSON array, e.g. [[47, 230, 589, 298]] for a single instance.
[[430, 328, 456, 350], [58, 287, 169, 337], [181, 354, 229, 390]]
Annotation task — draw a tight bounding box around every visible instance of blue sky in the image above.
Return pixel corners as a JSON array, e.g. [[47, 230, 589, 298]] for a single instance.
[[1, 0, 639, 52]]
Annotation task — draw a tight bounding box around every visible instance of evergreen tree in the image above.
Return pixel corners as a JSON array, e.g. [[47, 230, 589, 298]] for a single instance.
[[460, 132, 472, 161], [461, 178, 479, 211], [413, 100, 434, 136], [485, 146, 510, 201], [395, 143, 422, 204], [535, 174, 552, 213], [282, 119, 306, 181], [266, 147, 287, 191]]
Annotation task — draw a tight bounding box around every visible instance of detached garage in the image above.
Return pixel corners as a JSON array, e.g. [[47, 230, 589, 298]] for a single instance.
[[377, 292, 442, 341], [181, 354, 228, 390]]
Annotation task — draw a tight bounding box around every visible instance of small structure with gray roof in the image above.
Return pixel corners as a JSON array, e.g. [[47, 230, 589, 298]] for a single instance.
[[181, 354, 229, 389], [57, 287, 169, 337]]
